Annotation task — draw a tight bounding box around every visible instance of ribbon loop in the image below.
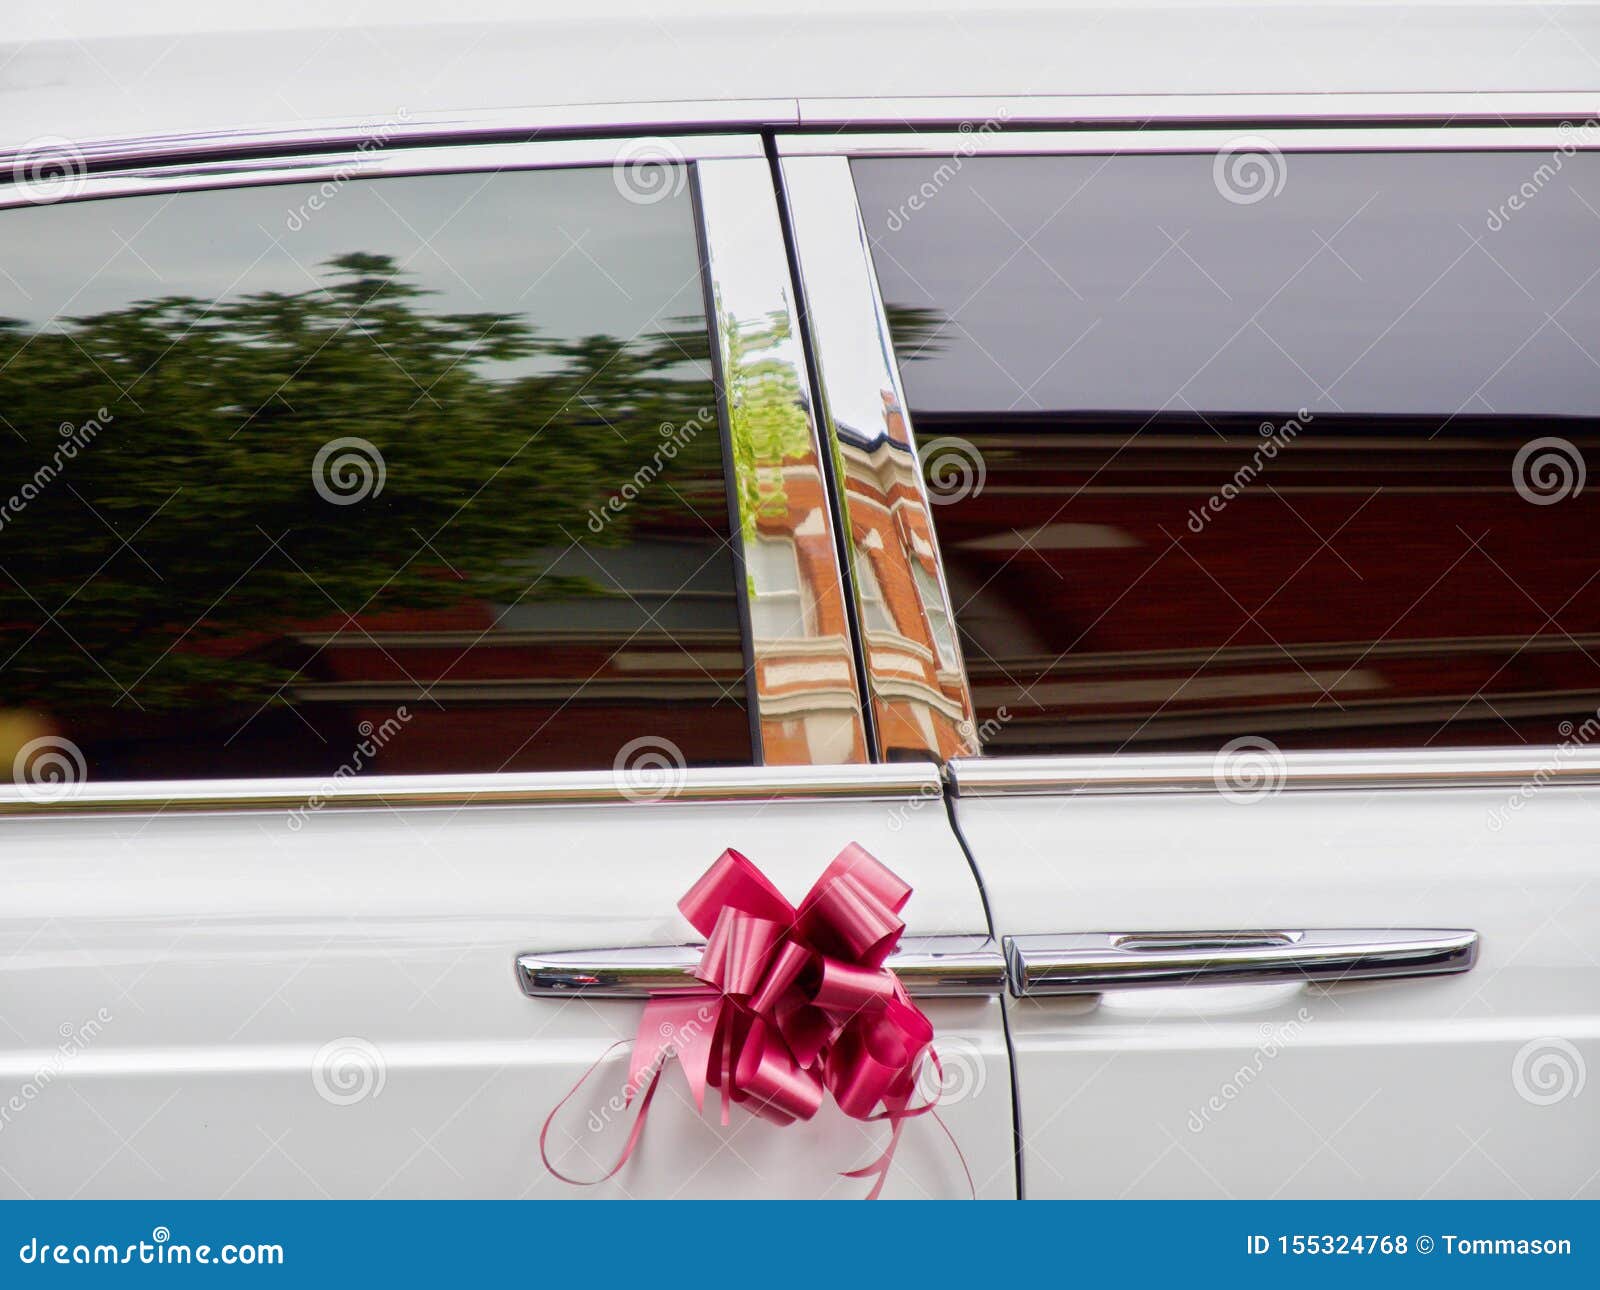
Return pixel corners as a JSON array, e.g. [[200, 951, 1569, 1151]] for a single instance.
[[678, 848, 794, 936], [812, 957, 896, 1016], [695, 907, 784, 996], [796, 845, 911, 968], [734, 1018, 826, 1125]]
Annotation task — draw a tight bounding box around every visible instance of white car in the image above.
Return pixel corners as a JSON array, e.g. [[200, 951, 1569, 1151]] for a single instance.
[[0, 1, 1596, 1199]]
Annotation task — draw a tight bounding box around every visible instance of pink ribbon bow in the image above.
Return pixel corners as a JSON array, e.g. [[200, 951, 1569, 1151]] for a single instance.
[[539, 843, 971, 1199]]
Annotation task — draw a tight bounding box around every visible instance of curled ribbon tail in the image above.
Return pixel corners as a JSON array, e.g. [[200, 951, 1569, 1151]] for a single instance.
[[840, 1048, 974, 1199], [538, 1039, 664, 1187]]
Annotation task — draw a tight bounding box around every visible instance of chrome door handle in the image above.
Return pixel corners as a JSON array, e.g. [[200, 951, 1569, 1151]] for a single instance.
[[1004, 928, 1478, 996], [517, 934, 1007, 999]]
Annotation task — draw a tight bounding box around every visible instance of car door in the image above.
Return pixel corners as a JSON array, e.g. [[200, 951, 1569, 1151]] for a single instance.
[[0, 135, 1013, 1199], [783, 121, 1600, 1199]]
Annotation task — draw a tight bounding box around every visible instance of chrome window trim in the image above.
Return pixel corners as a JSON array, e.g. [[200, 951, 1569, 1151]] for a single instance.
[[695, 159, 873, 766], [2, 91, 1591, 179], [794, 92, 1600, 131], [0, 135, 765, 211], [0, 106, 799, 176], [0, 763, 941, 818], [0, 133, 866, 804], [949, 749, 1600, 797], [9, 116, 1596, 799], [776, 124, 1600, 158], [779, 155, 978, 761]]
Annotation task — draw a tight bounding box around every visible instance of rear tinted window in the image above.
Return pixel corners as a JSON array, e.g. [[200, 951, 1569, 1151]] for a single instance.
[[0, 165, 751, 784], [856, 149, 1600, 753]]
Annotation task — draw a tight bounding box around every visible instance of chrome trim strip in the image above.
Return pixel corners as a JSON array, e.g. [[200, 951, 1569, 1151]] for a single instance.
[[1005, 929, 1479, 996], [518, 934, 1005, 998], [695, 159, 872, 765], [0, 104, 801, 175], [950, 749, 1600, 797], [4, 92, 1588, 179], [779, 155, 978, 762], [0, 135, 765, 211], [776, 125, 1600, 158], [0, 763, 940, 819], [888, 935, 1008, 995], [795, 92, 1600, 131]]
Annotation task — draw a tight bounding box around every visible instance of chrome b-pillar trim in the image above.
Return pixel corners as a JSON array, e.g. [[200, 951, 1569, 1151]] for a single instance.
[[778, 155, 978, 762], [694, 160, 872, 766]]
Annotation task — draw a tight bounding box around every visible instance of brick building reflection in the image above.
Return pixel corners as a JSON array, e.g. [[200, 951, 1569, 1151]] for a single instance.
[[742, 421, 869, 765], [835, 391, 972, 760], [919, 412, 1600, 753]]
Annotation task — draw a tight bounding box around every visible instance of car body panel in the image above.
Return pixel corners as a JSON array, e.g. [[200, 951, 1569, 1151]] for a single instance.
[[0, 766, 1012, 1198]]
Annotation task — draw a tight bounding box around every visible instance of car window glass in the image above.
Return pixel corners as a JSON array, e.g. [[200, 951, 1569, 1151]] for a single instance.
[[856, 149, 1600, 753], [0, 165, 750, 782]]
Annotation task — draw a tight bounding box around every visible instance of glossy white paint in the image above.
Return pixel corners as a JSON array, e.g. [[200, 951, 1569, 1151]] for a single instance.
[[2, 3, 1596, 156], [0, 767, 1012, 1198], [952, 768, 1600, 1198]]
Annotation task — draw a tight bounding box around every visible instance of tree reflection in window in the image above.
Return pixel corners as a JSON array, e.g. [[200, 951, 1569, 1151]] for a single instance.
[[0, 168, 748, 780]]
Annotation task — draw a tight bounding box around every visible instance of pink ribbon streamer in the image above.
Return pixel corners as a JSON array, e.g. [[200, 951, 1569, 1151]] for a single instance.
[[539, 843, 972, 1199]]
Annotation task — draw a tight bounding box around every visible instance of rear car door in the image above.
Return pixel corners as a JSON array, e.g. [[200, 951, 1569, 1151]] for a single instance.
[[785, 123, 1600, 1198], [0, 136, 1012, 1198]]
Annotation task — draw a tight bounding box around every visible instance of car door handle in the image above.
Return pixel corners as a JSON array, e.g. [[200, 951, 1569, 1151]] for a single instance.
[[516, 934, 1007, 999], [1004, 928, 1478, 996]]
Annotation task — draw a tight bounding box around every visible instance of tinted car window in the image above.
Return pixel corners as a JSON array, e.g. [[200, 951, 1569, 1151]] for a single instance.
[[0, 165, 750, 782], [856, 149, 1600, 753]]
